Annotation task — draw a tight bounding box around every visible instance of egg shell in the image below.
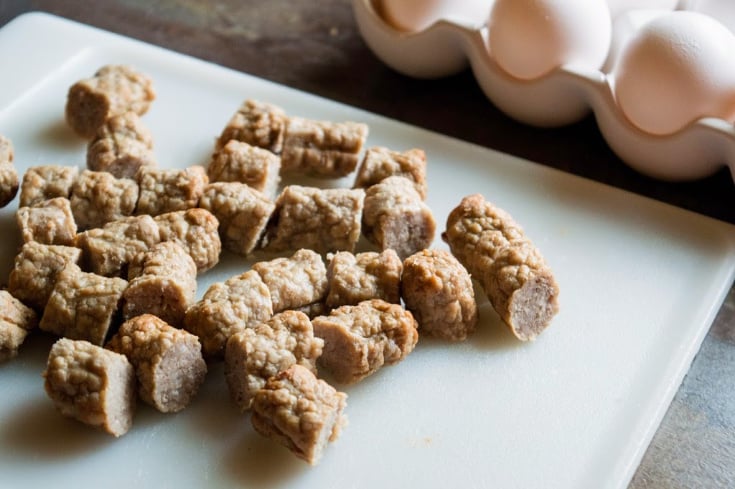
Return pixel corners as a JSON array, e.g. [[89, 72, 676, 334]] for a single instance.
[[487, 0, 612, 81], [606, 0, 678, 19], [353, 0, 735, 182], [613, 11, 735, 136]]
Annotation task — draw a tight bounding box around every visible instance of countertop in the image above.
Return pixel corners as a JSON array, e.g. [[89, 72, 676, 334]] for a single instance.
[[1, 1, 733, 487]]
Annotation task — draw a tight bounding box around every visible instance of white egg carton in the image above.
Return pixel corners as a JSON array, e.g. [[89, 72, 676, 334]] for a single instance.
[[354, 0, 735, 183]]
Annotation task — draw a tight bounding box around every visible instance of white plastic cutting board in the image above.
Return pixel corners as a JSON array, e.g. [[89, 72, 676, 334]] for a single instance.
[[0, 13, 734, 489]]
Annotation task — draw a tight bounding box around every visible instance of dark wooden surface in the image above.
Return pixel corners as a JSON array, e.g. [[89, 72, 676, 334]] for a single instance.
[[2, 1, 734, 487]]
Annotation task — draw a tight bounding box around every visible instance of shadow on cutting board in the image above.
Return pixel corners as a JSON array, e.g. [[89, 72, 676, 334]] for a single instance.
[[2, 398, 113, 458], [223, 428, 306, 487]]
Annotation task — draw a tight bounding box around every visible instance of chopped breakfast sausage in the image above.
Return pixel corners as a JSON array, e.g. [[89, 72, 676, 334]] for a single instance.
[[224, 310, 324, 412], [482, 241, 560, 341], [262, 185, 364, 254], [251, 364, 347, 466], [87, 112, 156, 178], [19, 165, 79, 208], [135, 166, 208, 216], [76, 214, 161, 277], [39, 263, 127, 346], [362, 176, 436, 259], [154, 208, 221, 273], [216, 99, 287, 153], [353, 146, 427, 199], [0, 135, 18, 208], [7, 242, 82, 311], [252, 249, 328, 313], [312, 299, 418, 384], [198, 182, 274, 256], [70, 169, 139, 230], [443, 193, 525, 274], [183, 270, 273, 358], [65, 64, 155, 139], [107, 314, 207, 413], [207, 140, 281, 199], [16, 197, 77, 246], [0, 290, 38, 362], [122, 241, 197, 327], [281, 117, 368, 178], [43, 338, 136, 437], [401, 249, 478, 341], [443, 194, 560, 341], [325, 250, 402, 308]]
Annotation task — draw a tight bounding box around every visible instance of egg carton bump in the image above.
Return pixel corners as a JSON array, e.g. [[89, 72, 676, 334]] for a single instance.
[[354, 0, 735, 183]]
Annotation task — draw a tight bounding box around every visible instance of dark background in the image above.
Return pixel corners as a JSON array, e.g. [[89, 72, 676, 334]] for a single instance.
[[1, 0, 733, 224]]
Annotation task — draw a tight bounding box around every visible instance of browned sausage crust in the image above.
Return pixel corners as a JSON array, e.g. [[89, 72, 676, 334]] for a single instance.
[[362, 176, 435, 259], [43, 338, 136, 437], [224, 310, 323, 412], [0, 135, 18, 208], [353, 146, 427, 199], [401, 248, 478, 341], [19, 165, 79, 208], [281, 117, 368, 178], [198, 181, 274, 256], [39, 263, 127, 346], [251, 364, 347, 465], [8, 242, 82, 311], [87, 111, 156, 178], [325, 249, 403, 309], [216, 99, 287, 153], [0, 290, 38, 362], [312, 299, 419, 384], [443, 194, 559, 341], [65, 65, 155, 139], [183, 270, 273, 358], [135, 166, 208, 216], [122, 241, 197, 327], [107, 314, 207, 413]]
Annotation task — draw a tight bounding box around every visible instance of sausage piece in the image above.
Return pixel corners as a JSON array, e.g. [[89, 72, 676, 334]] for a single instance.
[[136, 166, 208, 216], [312, 299, 418, 384], [0, 290, 38, 362], [281, 117, 368, 178], [107, 314, 207, 413], [76, 214, 161, 277], [224, 310, 323, 412], [252, 249, 328, 313], [443, 194, 559, 341], [65, 65, 155, 139], [154, 208, 221, 273], [16, 197, 77, 246], [216, 99, 287, 153], [183, 270, 273, 358], [70, 169, 139, 230], [251, 364, 347, 465], [207, 140, 281, 199], [19, 165, 79, 208], [122, 241, 197, 327], [262, 185, 364, 254], [362, 176, 435, 259], [0, 135, 18, 208], [401, 249, 478, 341], [353, 146, 427, 199], [39, 263, 127, 345], [198, 181, 274, 256], [325, 249, 402, 308], [7, 242, 82, 311], [43, 338, 136, 437], [87, 111, 156, 178]]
